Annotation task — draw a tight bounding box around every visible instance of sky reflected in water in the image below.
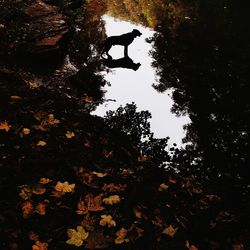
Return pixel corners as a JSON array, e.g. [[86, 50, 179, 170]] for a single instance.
[[92, 15, 190, 146]]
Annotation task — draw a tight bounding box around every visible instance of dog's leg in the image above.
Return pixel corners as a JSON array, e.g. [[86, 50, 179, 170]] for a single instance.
[[124, 45, 128, 57], [105, 44, 112, 57]]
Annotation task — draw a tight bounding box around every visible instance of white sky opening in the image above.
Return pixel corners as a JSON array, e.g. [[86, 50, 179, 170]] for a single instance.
[[92, 15, 190, 146]]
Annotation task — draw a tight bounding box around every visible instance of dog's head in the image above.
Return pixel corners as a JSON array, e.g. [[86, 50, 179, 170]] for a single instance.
[[132, 29, 142, 37]]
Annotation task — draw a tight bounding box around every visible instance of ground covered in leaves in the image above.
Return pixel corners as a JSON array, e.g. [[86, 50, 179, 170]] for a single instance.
[[0, 70, 224, 250]]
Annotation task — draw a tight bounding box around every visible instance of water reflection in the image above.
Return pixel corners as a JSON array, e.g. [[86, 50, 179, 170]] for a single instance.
[[102, 55, 141, 71], [92, 15, 190, 146]]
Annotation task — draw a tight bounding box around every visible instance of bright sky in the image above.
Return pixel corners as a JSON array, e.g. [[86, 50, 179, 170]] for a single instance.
[[92, 15, 190, 146]]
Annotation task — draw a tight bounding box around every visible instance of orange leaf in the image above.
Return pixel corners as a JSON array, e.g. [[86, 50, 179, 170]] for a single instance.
[[54, 181, 75, 193], [102, 183, 126, 192], [28, 231, 39, 241], [39, 178, 51, 184], [115, 228, 129, 244], [22, 201, 33, 218], [32, 186, 46, 195], [162, 225, 178, 237], [10, 95, 22, 102], [0, 121, 11, 132], [35, 203, 46, 215], [158, 183, 169, 191], [77, 194, 104, 214], [32, 241, 48, 250]]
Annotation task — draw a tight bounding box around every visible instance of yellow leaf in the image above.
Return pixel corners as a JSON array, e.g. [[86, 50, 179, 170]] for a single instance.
[[133, 208, 142, 219], [55, 181, 75, 193], [158, 183, 169, 191], [162, 225, 178, 237], [37, 141, 47, 147], [99, 214, 116, 228], [27, 81, 40, 89], [65, 131, 75, 139], [115, 228, 128, 244], [103, 195, 121, 205], [19, 189, 31, 200], [92, 171, 107, 178], [20, 127, 30, 137], [32, 241, 48, 250], [66, 226, 89, 247], [0, 121, 11, 132]]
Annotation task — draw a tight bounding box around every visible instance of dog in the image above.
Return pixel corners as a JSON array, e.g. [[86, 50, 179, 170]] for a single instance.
[[102, 55, 141, 71], [101, 29, 142, 57]]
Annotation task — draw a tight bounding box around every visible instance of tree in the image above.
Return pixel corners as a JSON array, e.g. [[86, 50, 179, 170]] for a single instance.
[[104, 103, 170, 168]]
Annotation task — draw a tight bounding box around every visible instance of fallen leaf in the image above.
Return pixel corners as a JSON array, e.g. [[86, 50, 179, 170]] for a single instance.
[[55, 181, 75, 193], [19, 188, 31, 200], [232, 244, 244, 250], [190, 245, 199, 250], [37, 141, 47, 147], [28, 231, 39, 241], [32, 241, 48, 250], [46, 114, 60, 126], [35, 202, 46, 215], [85, 231, 110, 249], [134, 226, 144, 240], [80, 214, 97, 231], [162, 225, 178, 238], [65, 131, 75, 139], [39, 178, 51, 184], [115, 228, 129, 244], [137, 155, 148, 162], [0, 121, 11, 132], [92, 171, 107, 178], [22, 201, 33, 218], [83, 96, 93, 103], [133, 208, 142, 219], [103, 195, 121, 205], [102, 183, 126, 192], [169, 177, 177, 184], [99, 214, 116, 228], [77, 194, 104, 214], [66, 226, 89, 247], [32, 186, 46, 195], [10, 95, 22, 102], [158, 183, 169, 191], [20, 128, 30, 137], [27, 81, 40, 89]]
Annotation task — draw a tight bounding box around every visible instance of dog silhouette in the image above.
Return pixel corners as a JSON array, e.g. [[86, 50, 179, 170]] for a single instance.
[[102, 55, 141, 71], [101, 29, 142, 57]]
